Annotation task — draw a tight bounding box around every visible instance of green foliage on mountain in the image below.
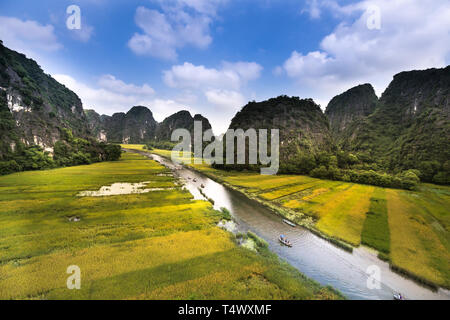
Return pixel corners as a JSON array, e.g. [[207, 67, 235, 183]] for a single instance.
[[0, 42, 121, 176], [0, 128, 121, 176], [335, 66, 450, 185], [215, 77, 449, 190], [150, 110, 213, 150], [0, 41, 90, 152], [85, 106, 158, 144], [218, 95, 334, 171]]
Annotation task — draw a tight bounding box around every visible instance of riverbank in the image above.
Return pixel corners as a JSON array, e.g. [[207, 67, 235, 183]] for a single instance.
[[0, 152, 343, 299], [141, 147, 449, 291]]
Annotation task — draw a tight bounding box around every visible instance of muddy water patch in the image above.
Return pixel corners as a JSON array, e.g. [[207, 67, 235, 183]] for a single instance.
[[77, 182, 175, 197]]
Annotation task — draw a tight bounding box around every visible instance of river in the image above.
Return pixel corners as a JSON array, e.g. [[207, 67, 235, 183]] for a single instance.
[[129, 150, 449, 300]]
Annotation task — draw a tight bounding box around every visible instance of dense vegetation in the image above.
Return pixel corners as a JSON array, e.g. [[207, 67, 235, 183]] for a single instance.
[[335, 67, 450, 185], [0, 128, 121, 175]]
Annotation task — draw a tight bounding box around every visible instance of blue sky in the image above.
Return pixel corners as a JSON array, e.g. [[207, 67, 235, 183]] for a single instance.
[[1, 0, 449, 134]]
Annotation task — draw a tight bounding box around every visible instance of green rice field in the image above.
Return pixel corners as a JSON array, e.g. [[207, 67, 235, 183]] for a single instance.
[[0, 152, 341, 299], [146, 147, 450, 289]]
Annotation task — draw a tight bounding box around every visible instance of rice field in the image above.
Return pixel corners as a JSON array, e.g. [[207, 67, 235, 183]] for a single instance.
[[0, 152, 341, 299], [142, 147, 450, 289]]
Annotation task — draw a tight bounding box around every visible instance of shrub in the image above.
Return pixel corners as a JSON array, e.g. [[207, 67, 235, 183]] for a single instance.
[[310, 166, 329, 179], [433, 172, 450, 185], [0, 160, 21, 175], [104, 144, 121, 161]]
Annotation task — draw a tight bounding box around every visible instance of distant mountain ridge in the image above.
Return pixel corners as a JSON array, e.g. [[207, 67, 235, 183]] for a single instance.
[[85, 106, 158, 144], [85, 108, 213, 144]]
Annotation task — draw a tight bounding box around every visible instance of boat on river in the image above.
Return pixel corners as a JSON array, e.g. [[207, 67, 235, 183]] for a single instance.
[[393, 293, 405, 300], [282, 219, 296, 227], [279, 235, 292, 247]]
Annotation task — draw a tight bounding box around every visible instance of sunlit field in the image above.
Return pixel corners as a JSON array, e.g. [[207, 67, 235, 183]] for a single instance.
[[136, 146, 450, 289], [0, 152, 341, 299]]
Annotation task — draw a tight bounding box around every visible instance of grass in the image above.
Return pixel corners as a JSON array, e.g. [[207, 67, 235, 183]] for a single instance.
[[134, 146, 450, 289], [361, 188, 390, 255], [0, 151, 342, 300], [387, 189, 450, 288], [315, 185, 374, 246]]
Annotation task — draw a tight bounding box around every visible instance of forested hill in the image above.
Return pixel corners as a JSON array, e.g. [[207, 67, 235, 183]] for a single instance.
[[217, 66, 449, 188], [329, 66, 450, 184], [0, 42, 120, 175], [226, 96, 333, 166]]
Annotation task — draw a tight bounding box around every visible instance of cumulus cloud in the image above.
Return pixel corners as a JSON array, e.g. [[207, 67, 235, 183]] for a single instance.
[[98, 75, 155, 96], [51, 74, 184, 120], [128, 1, 225, 60], [205, 89, 245, 110], [303, 0, 322, 19], [163, 61, 263, 90], [162, 60, 261, 134], [70, 24, 94, 42], [0, 16, 62, 55], [284, 0, 450, 104]]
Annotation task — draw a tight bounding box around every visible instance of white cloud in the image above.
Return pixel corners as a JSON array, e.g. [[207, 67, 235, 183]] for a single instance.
[[284, 0, 450, 105], [160, 60, 262, 134], [155, 0, 227, 16], [162, 60, 261, 134], [163, 61, 263, 90], [70, 24, 94, 42], [303, 0, 322, 19], [205, 89, 245, 110], [128, 2, 224, 60], [98, 75, 155, 96], [0, 16, 62, 55]]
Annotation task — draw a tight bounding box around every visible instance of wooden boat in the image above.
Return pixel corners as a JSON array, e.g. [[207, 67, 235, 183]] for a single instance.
[[201, 184, 205, 188], [193, 178, 197, 182], [279, 235, 292, 247], [282, 219, 296, 227], [393, 293, 405, 300]]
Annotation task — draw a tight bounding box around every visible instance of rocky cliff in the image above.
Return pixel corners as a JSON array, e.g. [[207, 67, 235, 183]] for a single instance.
[[0, 41, 90, 157], [339, 66, 450, 172], [325, 84, 378, 137], [85, 106, 158, 144]]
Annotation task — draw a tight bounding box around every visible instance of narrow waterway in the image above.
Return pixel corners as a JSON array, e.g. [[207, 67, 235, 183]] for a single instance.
[[129, 150, 449, 300]]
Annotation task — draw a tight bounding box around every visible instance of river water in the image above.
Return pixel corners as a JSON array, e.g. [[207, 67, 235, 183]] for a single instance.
[[131, 150, 449, 300]]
